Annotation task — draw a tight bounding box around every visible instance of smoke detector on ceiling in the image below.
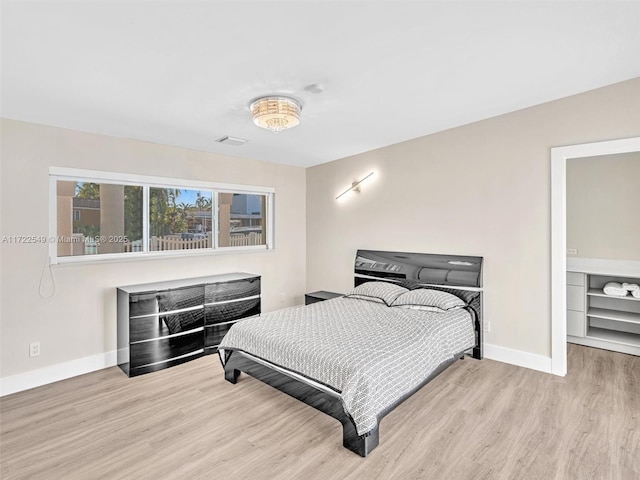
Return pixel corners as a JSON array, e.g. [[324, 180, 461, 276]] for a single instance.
[[215, 135, 248, 146]]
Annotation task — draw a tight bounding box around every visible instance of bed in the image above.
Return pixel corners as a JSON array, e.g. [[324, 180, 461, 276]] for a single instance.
[[218, 250, 483, 456]]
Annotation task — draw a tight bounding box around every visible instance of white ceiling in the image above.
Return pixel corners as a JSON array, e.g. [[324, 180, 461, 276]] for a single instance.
[[2, 1, 639, 168]]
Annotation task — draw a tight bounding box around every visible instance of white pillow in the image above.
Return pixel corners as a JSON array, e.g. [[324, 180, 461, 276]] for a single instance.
[[345, 281, 409, 306], [390, 289, 466, 311]]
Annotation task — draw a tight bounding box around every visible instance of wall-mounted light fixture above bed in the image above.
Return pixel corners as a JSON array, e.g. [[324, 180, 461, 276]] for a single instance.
[[336, 171, 375, 200]]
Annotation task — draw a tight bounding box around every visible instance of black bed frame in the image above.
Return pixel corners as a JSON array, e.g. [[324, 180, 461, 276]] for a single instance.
[[223, 250, 484, 457]]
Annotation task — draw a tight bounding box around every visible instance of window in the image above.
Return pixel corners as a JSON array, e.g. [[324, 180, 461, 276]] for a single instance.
[[50, 168, 274, 263], [149, 188, 213, 252], [56, 180, 143, 257], [218, 193, 267, 248]]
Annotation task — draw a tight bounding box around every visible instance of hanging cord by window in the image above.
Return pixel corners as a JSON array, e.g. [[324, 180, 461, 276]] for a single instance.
[[39, 249, 56, 299]]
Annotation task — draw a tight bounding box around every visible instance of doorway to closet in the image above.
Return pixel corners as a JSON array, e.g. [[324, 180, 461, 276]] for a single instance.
[[550, 136, 640, 376]]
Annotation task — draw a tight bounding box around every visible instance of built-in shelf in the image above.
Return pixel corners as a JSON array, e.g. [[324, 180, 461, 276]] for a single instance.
[[587, 307, 640, 325], [567, 269, 640, 357], [587, 288, 640, 302], [587, 326, 640, 347]]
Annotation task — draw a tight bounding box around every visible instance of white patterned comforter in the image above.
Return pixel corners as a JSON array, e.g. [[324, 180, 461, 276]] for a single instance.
[[219, 297, 475, 436]]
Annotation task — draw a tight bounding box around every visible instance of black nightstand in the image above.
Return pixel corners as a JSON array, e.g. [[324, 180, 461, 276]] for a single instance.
[[305, 291, 343, 305]]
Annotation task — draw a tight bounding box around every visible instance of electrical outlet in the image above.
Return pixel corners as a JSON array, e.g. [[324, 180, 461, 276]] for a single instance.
[[29, 342, 40, 357], [483, 321, 491, 333], [567, 248, 578, 255]]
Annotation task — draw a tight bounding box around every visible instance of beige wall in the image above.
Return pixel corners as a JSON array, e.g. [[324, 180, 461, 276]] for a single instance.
[[567, 152, 640, 261], [306, 77, 640, 358], [0, 119, 306, 378]]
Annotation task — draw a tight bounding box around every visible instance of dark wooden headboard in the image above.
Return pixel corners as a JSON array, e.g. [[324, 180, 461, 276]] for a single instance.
[[354, 249, 482, 288], [354, 250, 484, 359]]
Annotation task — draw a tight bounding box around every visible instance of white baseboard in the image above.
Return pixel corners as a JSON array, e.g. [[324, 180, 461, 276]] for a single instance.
[[483, 343, 553, 374], [0, 351, 117, 397]]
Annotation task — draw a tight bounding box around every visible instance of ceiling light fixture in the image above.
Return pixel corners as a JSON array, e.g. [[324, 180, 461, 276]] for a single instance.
[[250, 96, 302, 133]]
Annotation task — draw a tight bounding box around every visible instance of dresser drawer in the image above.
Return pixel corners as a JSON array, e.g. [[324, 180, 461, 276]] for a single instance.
[[161, 307, 204, 335], [205, 298, 260, 325], [130, 315, 171, 343], [130, 329, 203, 369], [567, 285, 585, 312], [129, 308, 205, 342], [567, 310, 585, 337], [205, 277, 260, 304], [129, 291, 159, 318], [129, 285, 205, 318], [156, 286, 204, 314]]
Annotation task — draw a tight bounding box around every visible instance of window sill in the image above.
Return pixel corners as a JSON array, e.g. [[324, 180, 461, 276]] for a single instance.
[[51, 245, 271, 266]]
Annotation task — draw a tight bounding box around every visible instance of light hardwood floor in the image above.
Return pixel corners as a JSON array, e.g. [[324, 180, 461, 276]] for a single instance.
[[1, 344, 639, 480]]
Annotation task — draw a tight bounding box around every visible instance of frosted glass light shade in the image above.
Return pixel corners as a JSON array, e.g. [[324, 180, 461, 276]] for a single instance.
[[250, 96, 301, 132]]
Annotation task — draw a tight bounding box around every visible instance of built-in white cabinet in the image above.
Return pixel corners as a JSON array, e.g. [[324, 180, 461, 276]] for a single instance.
[[566, 272, 586, 337], [567, 267, 640, 356]]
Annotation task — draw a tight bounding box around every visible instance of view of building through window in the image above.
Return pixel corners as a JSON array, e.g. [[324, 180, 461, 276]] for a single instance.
[[219, 193, 266, 248], [56, 179, 268, 258], [57, 181, 143, 256]]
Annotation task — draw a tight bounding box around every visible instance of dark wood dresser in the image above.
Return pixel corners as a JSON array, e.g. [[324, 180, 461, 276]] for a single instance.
[[117, 272, 260, 377]]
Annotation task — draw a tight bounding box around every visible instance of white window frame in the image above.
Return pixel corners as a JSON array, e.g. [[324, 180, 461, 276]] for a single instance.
[[49, 167, 275, 265]]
